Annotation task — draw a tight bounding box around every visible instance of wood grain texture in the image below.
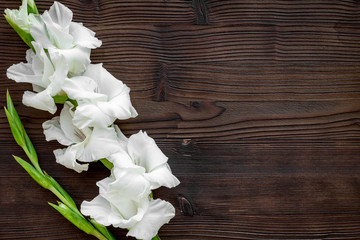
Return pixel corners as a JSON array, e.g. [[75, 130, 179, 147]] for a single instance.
[[1, 0, 360, 239]]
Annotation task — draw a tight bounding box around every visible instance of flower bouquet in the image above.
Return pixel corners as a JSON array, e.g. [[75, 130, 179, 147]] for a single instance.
[[4, 1, 180, 239]]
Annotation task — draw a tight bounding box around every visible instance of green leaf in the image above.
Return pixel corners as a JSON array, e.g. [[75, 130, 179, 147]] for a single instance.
[[4, 14, 34, 51], [13, 156, 50, 189]]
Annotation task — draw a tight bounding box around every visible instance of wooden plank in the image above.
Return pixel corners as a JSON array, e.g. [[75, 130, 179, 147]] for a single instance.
[[0, 98, 359, 140], [207, 0, 360, 25], [1, 0, 360, 239], [1, 140, 360, 239]]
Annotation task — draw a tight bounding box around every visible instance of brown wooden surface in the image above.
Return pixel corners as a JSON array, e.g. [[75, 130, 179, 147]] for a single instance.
[[1, 0, 360, 239]]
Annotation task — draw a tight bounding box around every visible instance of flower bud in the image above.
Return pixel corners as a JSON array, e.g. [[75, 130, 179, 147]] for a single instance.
[[13, 156, 51, 189], [4, 0, 35, 50]]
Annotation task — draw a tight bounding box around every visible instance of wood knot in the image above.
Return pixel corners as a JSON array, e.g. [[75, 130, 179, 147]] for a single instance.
[[192, 0, 209, 25], [177, 194, 195, 216], [155, 63, 168, 102], [191, 101, 201, 109]]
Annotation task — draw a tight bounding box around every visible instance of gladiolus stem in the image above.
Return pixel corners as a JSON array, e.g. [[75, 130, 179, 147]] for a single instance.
[[6, 91, 115, 240]]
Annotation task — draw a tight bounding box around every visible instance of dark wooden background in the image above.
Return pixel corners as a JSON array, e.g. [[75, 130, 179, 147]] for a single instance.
[[1, 0, 360, 239]]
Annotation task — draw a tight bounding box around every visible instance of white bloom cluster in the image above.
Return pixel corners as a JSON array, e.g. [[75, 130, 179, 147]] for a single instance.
[[5, 1, 179, 239]]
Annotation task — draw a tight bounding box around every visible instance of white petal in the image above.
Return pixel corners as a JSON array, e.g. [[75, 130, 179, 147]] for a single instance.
[[70, 22, 102, 49], [22, 90, 57, 114], [72, 103, 115, 129], [145, 163, 180, 190], [114, 125, 128, 144], [29, 14, 53, 49], [84, 64, 123, 98], [96, 88, 138, 120], [108, 151, 135, 168], [102, 180, 148, 221], [7, 43, 60, 91], [48, 46, 91, 75], [32, 42, 55, 84], [42, 116, 74, 146], [79, 127, 123, 162], [127, 199, 175, 240], [25, 48, 33, 63], [59, 102, 82, 143], [72, 64, 138, 125], [128, 131, 168, 172], [32, 84, 45, 93], [6, 62, 42, 86], [96, 176, 148, 227], [48, 2, 73, 30], [108, 167, 149, 201], [81, 195, 116, 227], [53, 144, 88, 173], [48, 54, 68, 95], [81, 195, 148, 229], [62, 76, 104, 101], [41, 11, 73, 49]]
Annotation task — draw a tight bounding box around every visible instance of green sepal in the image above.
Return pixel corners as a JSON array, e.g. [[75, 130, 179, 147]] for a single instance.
[[6, 90, 25, 135], [13, 155, 50, 189], [49, 202, 96, 236], [22, 130, 39, 167], [4, 107, 25, 147], [26, 0, 39, 14], [4, 14, 34, 51], [53, 95, 69, 104], [90, 219, 116, 240], [44, 172, 77, 210], [68, 98, 78, 109], [6, 91, 39, 171]]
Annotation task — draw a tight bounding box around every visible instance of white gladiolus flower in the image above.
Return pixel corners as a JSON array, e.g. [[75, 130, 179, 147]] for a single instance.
[[108, 131, 180, 190], [29, 1, 102, 74], [42, 102, 123, 172], [7, 42, 67, 114], [62, 64, 138, 129], [81, 162, 175, 240]]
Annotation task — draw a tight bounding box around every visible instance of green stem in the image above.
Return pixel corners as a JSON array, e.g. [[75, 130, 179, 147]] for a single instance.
[[90, 219, 116, 240], [48, 185, 81, 214], [152, 234, 161, 240], [23, 146, 41, 173], [91, 229, 109, 240], [5, 92, 114, 240], [99, 158, 114, 170]]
